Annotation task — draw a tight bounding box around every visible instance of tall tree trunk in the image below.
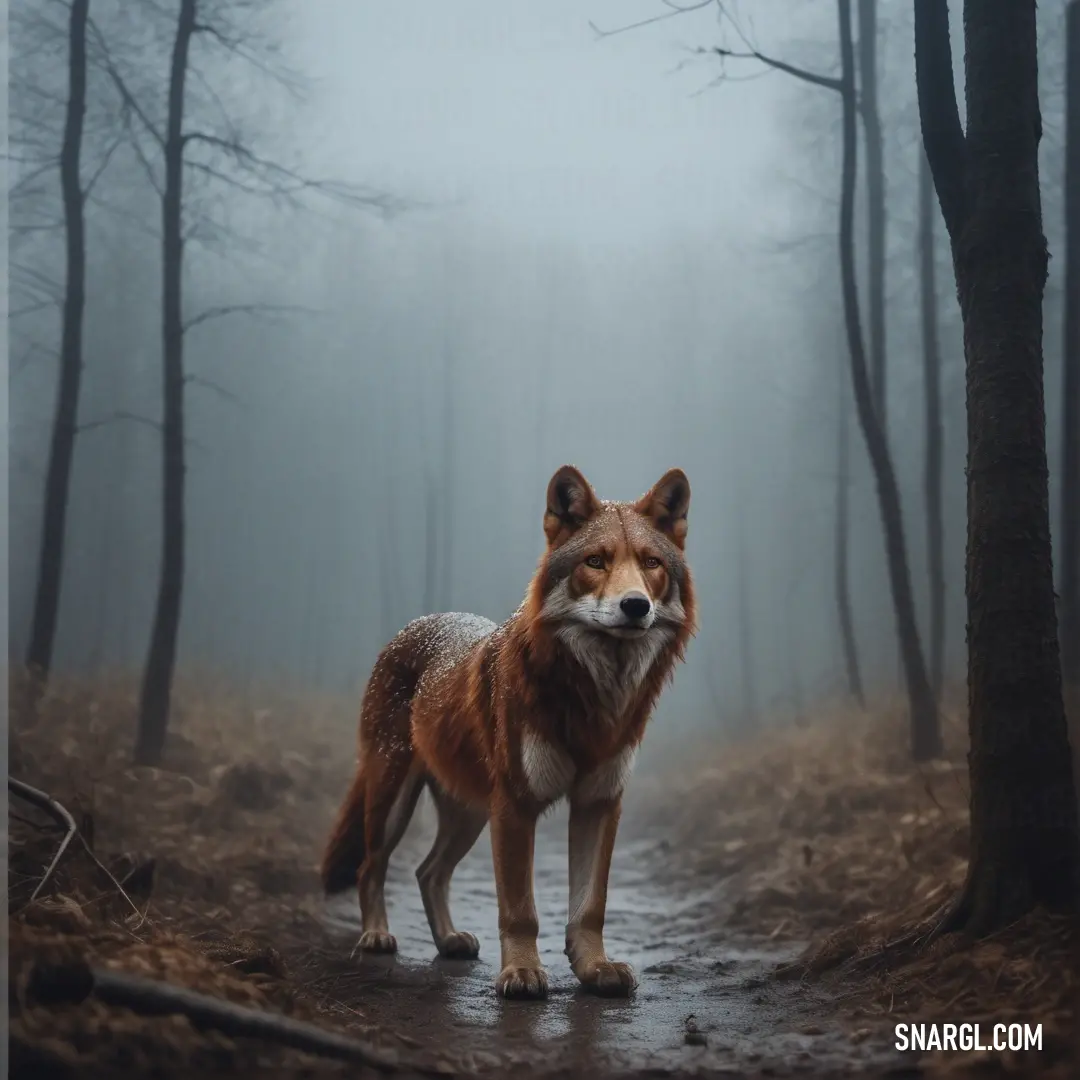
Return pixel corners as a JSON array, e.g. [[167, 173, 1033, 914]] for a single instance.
[[735, 506, 758, 726], [25, 0, 89, 687], [785, 574, 806, 727], [919, 149, 947, 700], [857, 0, 887, 431], [439, 337, 455, 613], [423, 470, 438, 616], [1061, 0, 1080, 688], [839, 0, 941, 760], [915, 0, 1080, 932], [835, 364, 866, 708], [135, 0, 197, 765], [379, 479, 397, 637]]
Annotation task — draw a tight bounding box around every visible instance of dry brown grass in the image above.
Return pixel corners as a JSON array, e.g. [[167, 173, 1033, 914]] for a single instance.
[[656, 697, 972, 940], [659, 692, 1080, 1076], [7, 669, 444, 1078]]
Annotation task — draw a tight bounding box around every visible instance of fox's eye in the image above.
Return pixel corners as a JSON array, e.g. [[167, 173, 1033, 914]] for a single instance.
[[643, 556, 661, 569], [584, 554, 605, 570]]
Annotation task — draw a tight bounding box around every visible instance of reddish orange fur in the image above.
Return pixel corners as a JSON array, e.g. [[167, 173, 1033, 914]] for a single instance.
[[321, 465, 696, 998]]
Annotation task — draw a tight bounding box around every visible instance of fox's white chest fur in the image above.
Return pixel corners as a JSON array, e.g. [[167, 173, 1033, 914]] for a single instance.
[[521, 732, 638, 805]]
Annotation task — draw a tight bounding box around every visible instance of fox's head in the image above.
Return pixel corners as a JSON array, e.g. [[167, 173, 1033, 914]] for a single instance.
[[532, 465, 695, 654]]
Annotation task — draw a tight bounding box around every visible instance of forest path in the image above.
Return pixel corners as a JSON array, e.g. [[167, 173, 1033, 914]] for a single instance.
[[319, 798, 905, 1078]]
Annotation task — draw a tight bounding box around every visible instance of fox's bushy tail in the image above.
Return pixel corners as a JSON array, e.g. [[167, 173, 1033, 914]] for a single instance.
[[321, 766, 367, 895]]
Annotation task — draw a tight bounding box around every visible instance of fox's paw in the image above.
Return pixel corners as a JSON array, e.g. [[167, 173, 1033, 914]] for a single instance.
[[438, 931, 480, 960], [496, 965, 548, 1000], [355, 930, 397, 955], [576, 959, 637, 998]]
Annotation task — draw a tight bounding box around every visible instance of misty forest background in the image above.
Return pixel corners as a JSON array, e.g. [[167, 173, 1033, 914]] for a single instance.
[[7, 0, 1076, 753]]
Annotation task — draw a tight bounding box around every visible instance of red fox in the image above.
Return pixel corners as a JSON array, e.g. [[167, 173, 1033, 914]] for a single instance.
[[321, 465, 695, 1000]]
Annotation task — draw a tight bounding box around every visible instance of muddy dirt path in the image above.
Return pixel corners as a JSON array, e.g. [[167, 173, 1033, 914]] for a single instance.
[[318, 798, 906, 1077]]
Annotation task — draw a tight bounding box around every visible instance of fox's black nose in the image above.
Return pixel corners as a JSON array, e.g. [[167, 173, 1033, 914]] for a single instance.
[[620, 593, 652, 620]]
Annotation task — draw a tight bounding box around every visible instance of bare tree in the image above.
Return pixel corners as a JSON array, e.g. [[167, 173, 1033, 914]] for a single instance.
[[857, 0, 888, 429], [438, 336, 457, 614], [25, 0, 91, 692], [1061, 0, 1080, 689], [93, 0, 397, 764], [837, 0, 940, 759], [915, 0, 1079, 932], [702, 5, 941, 756], [835, 356, 865, 708], [123, 0, 198, 765], [423, 469, 438, 617], [591, 2, 941, 748], [918, 148, 946, 700], [735, 499, 759, 724]]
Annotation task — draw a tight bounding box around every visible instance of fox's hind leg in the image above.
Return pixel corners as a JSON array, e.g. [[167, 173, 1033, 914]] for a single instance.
[[356, 747, 424, 954], [416, 785, 487, 959]]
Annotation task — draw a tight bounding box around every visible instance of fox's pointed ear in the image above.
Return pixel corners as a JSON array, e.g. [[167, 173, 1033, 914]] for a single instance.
[[635, 468, 690, 548], [544, 465, 599, 545]]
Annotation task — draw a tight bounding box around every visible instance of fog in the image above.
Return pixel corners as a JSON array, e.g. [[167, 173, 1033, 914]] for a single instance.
[[8, 1, 1071, 741]]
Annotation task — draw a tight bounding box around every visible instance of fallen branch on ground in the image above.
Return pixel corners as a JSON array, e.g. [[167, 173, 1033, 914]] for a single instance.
[[9, 777, 145, 920], [27, 960, 453, 1076], [9, 778, 78, 904]]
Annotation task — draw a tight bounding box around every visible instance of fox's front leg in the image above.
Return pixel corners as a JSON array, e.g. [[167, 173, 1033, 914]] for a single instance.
[[489, 797, 547, 999], [565, 794, 637, 997]]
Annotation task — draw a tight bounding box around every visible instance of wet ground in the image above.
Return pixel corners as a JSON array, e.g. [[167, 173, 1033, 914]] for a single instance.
[[319, 796, 910, 1077]]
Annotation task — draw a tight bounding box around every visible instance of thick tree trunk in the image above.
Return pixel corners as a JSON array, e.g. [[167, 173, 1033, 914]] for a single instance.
[[915, 0, 1080, 932], [919, 149, 947, 700], [839, 0, 941, 760], [834, 367, 865, 708], [25, 0, 89, 686], [1061, 0, 1080, 688], [857, 0, 887, 431], [135, 0, 197, 766]]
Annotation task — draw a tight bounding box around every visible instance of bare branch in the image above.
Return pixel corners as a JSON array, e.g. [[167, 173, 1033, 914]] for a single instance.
[[590, 0, 713, 39], [77, 410, 162, 434], [181, 131, 403, 214], [78, 411, 209, 452], [183, 157, 278, 198], [8, 778, 77, 905], [126, 126, 166, 196], [709, 46, 843, 93], [192, 19, 308, 98], [81, 130, 125, 198], [11, 260, 64, 302], [9, 221, 65, 238], [86, 14, 166, 147], [10, 299, 60, 319], [84, 190, 162, 240], [26, 963, 447, 1076], [12, 342, 59, 377], [9, 157, 61, 200], [184, 373, 243, 406], [594, 1, 843, 97], [181, 301, 314, 332], [186, 62, 240, 134], [8, 778, 150, 922], [74, 831, 146, 922]]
